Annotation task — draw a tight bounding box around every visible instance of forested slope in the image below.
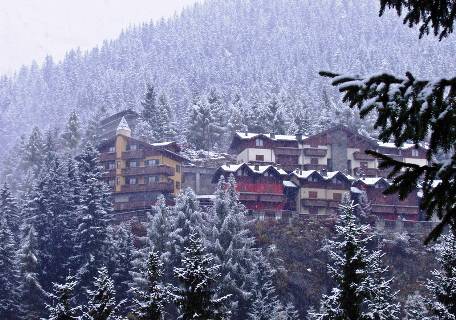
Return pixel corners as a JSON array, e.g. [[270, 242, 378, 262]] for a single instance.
[[0, 0, 454, 156]]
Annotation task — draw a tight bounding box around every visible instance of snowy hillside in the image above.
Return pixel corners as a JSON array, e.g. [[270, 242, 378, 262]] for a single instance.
[[0, 0, 454, 156]]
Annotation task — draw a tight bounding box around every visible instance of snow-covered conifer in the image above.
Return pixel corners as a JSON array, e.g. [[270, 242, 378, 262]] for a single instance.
[[46, 275, 80, 320], [0, 217, 20, 319], [186, 96, 215, 150], [426, 232, 456, 319], [61, 111, 81, 152], [0, 182, 20, 236], [83, 266, 122, 320], [17, 225, 47, 319], [131, 250, 168, 320], [174, 232, 230, 320], [403, 292, 433, 320], [310, 199, 398, 320]]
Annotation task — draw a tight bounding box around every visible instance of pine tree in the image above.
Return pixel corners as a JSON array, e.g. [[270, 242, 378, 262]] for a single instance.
[[426, 232, 456, 319], [0, 217, 20, 319], [403, 292, 433, 320], [186, 96, 215, 150], [46, 275, 80, 320], [0, 182, 20, 236], [320, 1, 456, 242], [74, 143, 112, 291], [17, 226, 46, 319], [83, 266, 122, 320], [132, 250, 168, 320], [310, 200, 398, 320], [248, 252, 286, 320], [21, 126, 44, 174], [173, 232, 230, 320], [61, 111, 81, 152], [209, 175, 259, 318], [24, 157, 77, 292], [106, 224, 134, 304]]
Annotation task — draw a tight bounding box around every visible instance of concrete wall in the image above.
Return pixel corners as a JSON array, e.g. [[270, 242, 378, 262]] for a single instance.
[[237, 148, 275, 163], [328, 130, 348, 172], [182, 166, 217, 195]]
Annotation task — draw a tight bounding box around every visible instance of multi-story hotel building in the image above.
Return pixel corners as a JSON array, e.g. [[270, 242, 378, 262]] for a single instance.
[[229, 125, 428, 176], [98, 117, 187, 211]]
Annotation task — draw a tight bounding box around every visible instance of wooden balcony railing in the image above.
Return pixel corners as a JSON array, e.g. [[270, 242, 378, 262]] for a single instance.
[[352, 151, 375, 161], [303, 164, 327, 171], [99, 152, 116, 161], [120, 181, 174, 193], [303, 148, 327, 157], [103, 169, 116, 177], [274, 147, 301, 156], [122, 165, 174, 176], [301, 199, 328, 207], [354, 167, 378, 177], [259, 194, 285, 202], [122, 149, 144, 159]]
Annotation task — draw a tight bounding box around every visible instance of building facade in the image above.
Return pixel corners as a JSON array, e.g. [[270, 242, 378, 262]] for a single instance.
[[98, 117, 187, 211], [229, 125, 428, 177], [212, 163, 288, 212]]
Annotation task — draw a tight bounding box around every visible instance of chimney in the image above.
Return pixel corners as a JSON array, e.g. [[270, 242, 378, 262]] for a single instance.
[[320, 168, 327, 176], [254, 164, 259, 171], [296, 133, 303, 141], [270, 133, 275, 139], [245, 131, 248, 136]]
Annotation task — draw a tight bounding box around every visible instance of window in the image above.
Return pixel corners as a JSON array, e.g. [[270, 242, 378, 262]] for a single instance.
[[256, 154, 265, 161], [128, 160, 139, 168], [176, 164, 181, 173], [331, 177, 342, 185], [360, 161, 368, 169], [308, 175, 319, 182], [147, 176, 159, 184], [176, 181, 181, 189], [116, 177, 121, 185], [116, 161, 121, 169], [333, 193, 342, 201], [108, 146, 115, 153], [310, 158, 319, 165], [127, 177, 137, 185], [107, 162, 115, 170], [108, 179, 115, 186], [255, 138, 264, 147], [309, 191, 318, 199], [127, 144, 137, 151], [145, 159, 160, 166], [412, 149, 419, 157]]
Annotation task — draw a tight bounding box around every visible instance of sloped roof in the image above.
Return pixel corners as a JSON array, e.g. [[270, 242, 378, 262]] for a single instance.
[[234, 132, 306, 142], [219, 163, 287, 176], [355, 177, 390, 187], [290, 169, 354, 182]]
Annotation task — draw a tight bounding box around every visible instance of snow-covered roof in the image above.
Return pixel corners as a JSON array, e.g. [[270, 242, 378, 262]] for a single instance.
[[235, 132, 307, 142], [117, 116, 130, 131], [283, 180, 298, 188], [291, 169, 353, 181], [356, 177, 390, 186], [151, 141, 174, 147], [377, 141, 428, 150], [351, 186, 364, 194], [219, 163, 287, 176]]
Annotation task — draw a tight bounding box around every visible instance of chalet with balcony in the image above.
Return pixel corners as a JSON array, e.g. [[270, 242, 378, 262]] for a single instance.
[[290, 169, 354, 215], [229, 125, 428, 177], [352, 177, 420, 221], [212, 163, 288, 212], [98, 117, 187, 211]]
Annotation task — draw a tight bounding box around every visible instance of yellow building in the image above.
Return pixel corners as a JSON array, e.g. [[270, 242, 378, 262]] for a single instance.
[[98, 117, 187, 211]]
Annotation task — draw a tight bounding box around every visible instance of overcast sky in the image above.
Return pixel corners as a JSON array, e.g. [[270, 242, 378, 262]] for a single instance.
[[0, 0, 199, 75]]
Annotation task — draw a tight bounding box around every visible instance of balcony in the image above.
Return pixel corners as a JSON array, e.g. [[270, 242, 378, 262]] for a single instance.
[[103, 169, 116, 177], [120, 181, 174, 193], [239, 193, 259, 201], [354, 167, 378, 177], [122, 165, 175, 176], [274, 147, 300, 156], [352, 151, 375, 161], [122, 149, 144, 159], [301, 199, 328, 207], [303, 148, 327, 157], [99, 152, 116, 161], [303, 164, 327, 171], [259, 194, 285, 202]]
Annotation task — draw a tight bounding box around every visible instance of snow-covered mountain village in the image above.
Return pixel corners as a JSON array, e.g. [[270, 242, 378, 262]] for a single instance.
[[1, 0, 456, 319]]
